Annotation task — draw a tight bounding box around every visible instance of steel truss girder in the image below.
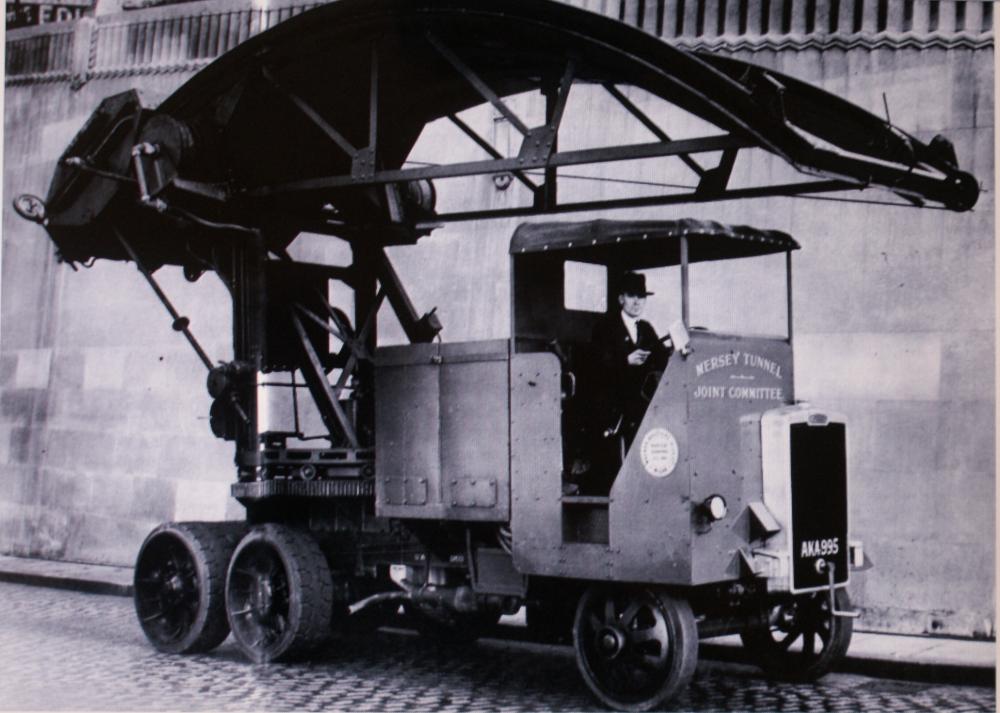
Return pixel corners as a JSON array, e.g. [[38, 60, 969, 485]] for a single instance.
[[420, 178, 857, 226], [34, 0, 980, 278], [246, 134, 753, 198]]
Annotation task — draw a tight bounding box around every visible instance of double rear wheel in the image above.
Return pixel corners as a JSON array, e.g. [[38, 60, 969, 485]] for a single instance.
[[225, 524, 335, 662], [134, 522, 335, 663], [133, 521, 245, 654]]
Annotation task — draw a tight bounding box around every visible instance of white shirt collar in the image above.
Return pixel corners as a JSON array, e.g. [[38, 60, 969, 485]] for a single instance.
[[620, 310, 639, 342]]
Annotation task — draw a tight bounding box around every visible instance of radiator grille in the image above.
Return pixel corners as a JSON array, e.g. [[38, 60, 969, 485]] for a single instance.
[[789, 422, 848, 591]]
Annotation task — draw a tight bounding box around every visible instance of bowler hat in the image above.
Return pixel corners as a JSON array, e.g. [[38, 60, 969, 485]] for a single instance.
[[620, 272, 653, 296]]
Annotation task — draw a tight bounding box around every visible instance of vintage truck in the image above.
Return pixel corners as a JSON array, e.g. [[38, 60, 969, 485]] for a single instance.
[[14, 0, 978, 709]]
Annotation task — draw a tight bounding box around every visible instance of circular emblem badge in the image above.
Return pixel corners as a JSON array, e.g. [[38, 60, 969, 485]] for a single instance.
[[640, 428, 679, 478]]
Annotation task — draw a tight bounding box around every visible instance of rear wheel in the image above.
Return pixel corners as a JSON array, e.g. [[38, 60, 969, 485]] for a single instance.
[[741, 588, 853, 681], [573, 585, 698, 711], [225, 524, 334, 662], [133, 521, 244, 654]]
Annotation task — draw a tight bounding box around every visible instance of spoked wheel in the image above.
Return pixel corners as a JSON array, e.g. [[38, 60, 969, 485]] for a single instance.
[[573, 586, 698, 711], [225, 524, 334, 663], [133, 521, 245, 654], [741, 588, 854, 681]]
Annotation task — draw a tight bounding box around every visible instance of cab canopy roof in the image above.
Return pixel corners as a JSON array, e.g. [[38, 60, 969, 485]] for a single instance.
[[510, 219, 798, 269]]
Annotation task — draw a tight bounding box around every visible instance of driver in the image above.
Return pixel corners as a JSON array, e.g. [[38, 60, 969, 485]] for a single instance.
[[591, 272, 672, 452]]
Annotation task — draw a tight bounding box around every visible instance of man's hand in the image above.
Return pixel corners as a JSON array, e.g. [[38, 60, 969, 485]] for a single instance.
[[628, 349, 651, 365]]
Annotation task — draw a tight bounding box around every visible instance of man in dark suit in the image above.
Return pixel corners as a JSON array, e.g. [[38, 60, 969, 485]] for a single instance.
[[586, 272, 672, 489]]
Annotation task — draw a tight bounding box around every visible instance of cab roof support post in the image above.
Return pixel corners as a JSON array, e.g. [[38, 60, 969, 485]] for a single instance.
[[680, 233, 690, 326], [786, 249, 793, 344]]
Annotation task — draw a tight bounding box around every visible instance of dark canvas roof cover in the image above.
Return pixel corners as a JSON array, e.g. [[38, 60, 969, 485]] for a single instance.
[[511, 219, 797, 267]]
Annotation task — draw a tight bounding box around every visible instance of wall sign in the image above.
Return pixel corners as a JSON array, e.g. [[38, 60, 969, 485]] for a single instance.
[[6, 1, 93, 29]]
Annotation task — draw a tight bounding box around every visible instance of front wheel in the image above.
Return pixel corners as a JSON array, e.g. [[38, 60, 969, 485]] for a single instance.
[[225, 524, 334, 662], [573, 586, 698, 711], [740, 588, 854, 681]]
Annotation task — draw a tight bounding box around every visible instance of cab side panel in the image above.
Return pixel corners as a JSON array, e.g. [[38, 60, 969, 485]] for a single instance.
[[607, 353, 693, 584], [509, 352, 575, 574], [685, 335, 792, 585]]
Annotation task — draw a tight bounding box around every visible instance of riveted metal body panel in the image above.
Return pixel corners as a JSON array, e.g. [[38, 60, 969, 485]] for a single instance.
[[510, 352, 630, 582], [375, 357, 440, 510], [738, 414, 769, 541], [450, 478, 497, 508], [606, 349, 693, 584], [510, 352, 567, 574], [607, 332, 792, 585], [440, 356, 508, 513], [383, 477, 429, 506], [375, 340, 510, 521], [684, 333, 793, 585]]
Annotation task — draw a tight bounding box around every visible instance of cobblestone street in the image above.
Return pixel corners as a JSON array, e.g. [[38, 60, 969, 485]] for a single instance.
[[0, 582, 992, 712]]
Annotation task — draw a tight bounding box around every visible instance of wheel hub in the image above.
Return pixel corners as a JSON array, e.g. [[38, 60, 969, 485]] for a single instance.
[[774, 604, 798, 630], [596, 626, 627, 659], [251, 576, 274, 616], [166, 573, 185, 594]]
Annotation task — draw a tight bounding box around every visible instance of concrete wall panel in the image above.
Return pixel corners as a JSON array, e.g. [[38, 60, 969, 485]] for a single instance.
[[795, 334, 943, 402]]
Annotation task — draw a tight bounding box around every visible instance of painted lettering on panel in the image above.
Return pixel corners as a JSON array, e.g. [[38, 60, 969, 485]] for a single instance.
[[6, 2, 92, 28], [691, 349, 786, 402]]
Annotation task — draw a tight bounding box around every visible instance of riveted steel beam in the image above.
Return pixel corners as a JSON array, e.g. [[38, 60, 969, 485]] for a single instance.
[[247, 134, 753, 197]]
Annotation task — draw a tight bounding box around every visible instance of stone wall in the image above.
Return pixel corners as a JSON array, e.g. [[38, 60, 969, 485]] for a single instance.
[[2, 0, 994, 637]]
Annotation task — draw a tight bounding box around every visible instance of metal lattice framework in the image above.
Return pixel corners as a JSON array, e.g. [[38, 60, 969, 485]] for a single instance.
[[39, 0, 978, 258], [17, 0, 981, 466]]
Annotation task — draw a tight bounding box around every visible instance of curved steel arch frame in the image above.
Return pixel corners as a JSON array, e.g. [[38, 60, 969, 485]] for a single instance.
[[25, 0, 982, 481], [43, 0, 977, 257]]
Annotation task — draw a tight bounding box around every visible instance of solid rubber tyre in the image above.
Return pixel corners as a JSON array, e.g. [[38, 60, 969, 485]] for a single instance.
[[740, 588, 854, 681], [573, 586, 698, 711], [133, 521, 245, 654], [225, 524, 334, 663]]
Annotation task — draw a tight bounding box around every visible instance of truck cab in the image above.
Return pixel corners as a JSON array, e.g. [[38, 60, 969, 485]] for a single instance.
[[372, 218, 860, 708], [376, 217, 856, 591], [508, 219, 810, 585]]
